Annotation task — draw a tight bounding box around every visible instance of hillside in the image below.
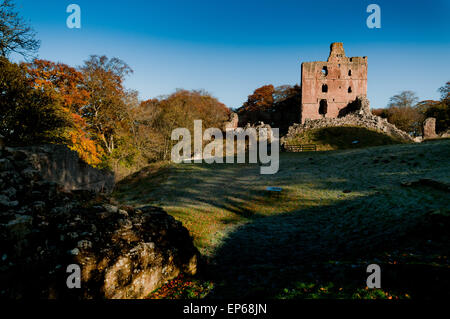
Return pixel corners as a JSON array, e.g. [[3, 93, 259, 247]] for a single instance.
[[114, 140, 450, 299]]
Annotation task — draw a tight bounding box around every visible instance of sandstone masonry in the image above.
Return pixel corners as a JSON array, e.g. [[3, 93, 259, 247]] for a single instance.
[[301, 43, 367, 123]]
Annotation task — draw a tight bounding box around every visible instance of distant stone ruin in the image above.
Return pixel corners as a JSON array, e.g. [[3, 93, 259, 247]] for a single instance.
[[223, 112, 239, 130], [243, 121, 274, 143], [281, 42, 416, 143], [300, 42, 368, 123], [284, 96, 414, 143], [422, 117, 438, 139]]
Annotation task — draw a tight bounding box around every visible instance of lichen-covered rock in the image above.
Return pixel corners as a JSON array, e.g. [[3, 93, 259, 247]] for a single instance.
[[0, 147, 198, 299]]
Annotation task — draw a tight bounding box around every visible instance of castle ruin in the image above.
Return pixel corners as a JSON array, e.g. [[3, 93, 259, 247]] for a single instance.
[[300, 42, 368, 123]]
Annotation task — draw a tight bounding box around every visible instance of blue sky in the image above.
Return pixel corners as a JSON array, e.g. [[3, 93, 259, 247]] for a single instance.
[[14, 0, 450, 109]]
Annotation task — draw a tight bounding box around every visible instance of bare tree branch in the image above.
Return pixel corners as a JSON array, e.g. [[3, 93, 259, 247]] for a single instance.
[[0, 0, 40, 59]]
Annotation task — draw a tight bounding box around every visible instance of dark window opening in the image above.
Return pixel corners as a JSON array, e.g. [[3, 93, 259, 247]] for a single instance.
[[348, 87, 352, 93], [322, 84, 328, 93], [348, 70, 352, 76], [321, 66, 328, 76], [319, 99, 328, 117]]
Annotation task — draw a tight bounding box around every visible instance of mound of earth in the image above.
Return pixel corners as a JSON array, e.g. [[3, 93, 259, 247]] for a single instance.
[[283, 126, 404, 151], [284, 96, 414, 144]]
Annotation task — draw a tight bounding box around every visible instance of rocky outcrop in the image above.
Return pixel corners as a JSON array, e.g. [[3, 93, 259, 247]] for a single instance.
[[13, 144, 115, 193], [0, 147, 198, 299], [284, 96, 414, 143]]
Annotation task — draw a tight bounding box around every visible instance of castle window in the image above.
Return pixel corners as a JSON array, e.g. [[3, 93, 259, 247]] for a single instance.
[[322, 84, 328, 93], [319, 99, 328, 116], [348, 87, 352, 93], [321, 66, 328, 76], [348, 70, 352, 76]]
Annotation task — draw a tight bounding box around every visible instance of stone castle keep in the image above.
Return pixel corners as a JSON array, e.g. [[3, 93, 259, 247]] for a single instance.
[[300, 42, 368, 123]]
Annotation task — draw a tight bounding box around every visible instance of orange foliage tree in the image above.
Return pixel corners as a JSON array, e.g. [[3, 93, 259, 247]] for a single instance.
[[237, 84, 301, 133], [22, 59, 102, 165]]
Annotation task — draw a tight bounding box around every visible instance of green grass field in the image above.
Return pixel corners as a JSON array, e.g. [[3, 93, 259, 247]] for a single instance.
[[284, 126, 405, 151], [114, 139, 450, 299]]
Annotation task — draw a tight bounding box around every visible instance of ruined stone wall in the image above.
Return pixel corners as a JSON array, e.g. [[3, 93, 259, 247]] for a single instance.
[[284, 113, 414, 143], [301, 43, 367, 123], [13, 144, 115, 193], [0, 147, 198, 299]]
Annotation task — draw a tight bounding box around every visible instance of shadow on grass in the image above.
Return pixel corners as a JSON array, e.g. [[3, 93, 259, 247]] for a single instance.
[[205, 190, 450, 299], [113, 140, 450, 299]]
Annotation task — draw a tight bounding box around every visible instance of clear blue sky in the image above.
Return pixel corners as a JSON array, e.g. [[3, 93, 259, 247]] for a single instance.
[[14, 0, 450, 109]]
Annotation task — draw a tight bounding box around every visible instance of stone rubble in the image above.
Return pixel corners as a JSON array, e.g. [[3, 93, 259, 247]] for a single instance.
[[283, 96, 414, 143]]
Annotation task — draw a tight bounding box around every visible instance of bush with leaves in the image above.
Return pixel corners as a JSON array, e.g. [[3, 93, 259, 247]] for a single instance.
[[0, 57, 70, 145]]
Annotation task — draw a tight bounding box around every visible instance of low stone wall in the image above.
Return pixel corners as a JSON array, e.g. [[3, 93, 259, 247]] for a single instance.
[[13, 144, 115, 193], [0, 147, 198, 299]]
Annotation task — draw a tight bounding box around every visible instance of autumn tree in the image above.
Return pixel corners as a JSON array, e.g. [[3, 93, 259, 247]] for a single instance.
[[80, 55, 133, 155], [0, 57, 70, 145], [137, 90, 230, 162], [385, 91, 422, 135], [371, 108, 388, 118], [271, 85, 301, 133], [0, 0, 40, 59], [417, 82, 450, 133], [439, 81, 450, 102], [237, 84, 301, 133], [22, 59, 102, 165]]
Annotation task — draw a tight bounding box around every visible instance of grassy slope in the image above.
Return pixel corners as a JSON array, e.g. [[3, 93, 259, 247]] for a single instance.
[[285, 126, 405, 151], [114, 140, 450, 299]]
